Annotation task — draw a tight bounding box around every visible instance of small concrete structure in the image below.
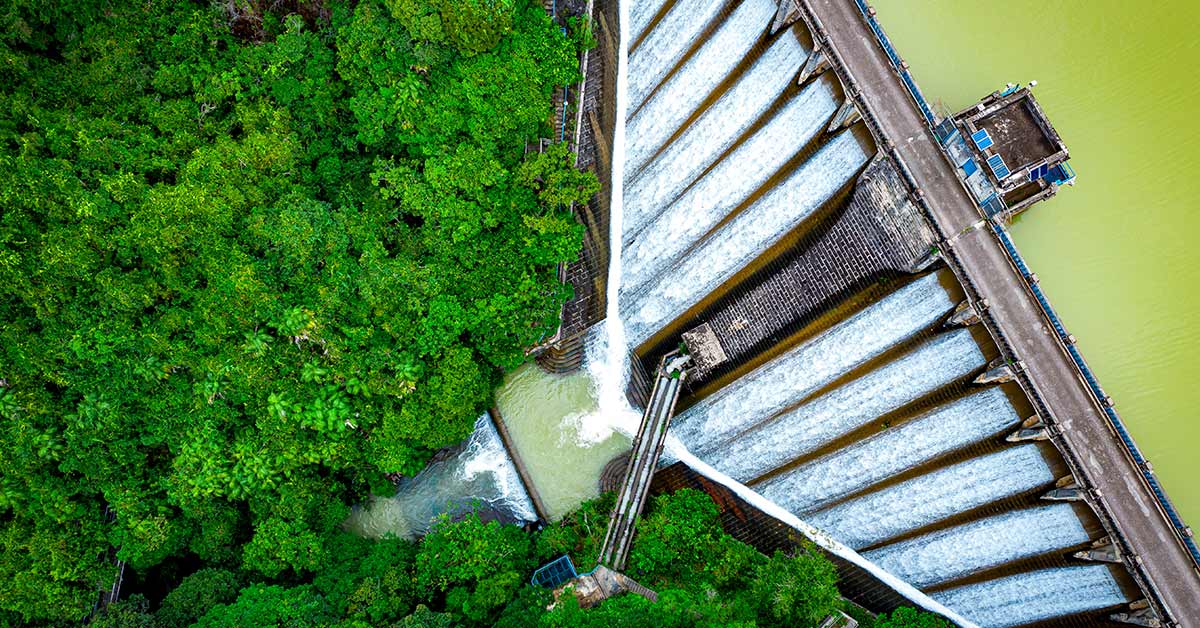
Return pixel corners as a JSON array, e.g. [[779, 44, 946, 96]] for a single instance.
[[949, 86, 1075, 217], [681, 323, 729, 373], [552, 565, 658, 608]]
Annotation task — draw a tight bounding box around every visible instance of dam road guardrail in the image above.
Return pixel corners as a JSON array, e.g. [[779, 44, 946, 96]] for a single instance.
[[784, 0, 1200, 625]]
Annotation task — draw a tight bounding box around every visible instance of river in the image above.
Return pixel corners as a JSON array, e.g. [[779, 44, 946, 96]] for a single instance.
[[873, 0, 1200, 526]]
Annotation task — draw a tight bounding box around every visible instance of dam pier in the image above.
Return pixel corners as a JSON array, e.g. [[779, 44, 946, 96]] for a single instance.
[[514, 0, 1200, 625]]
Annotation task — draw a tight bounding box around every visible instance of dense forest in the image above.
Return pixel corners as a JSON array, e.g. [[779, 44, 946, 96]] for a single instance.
[[86, 490, 948, 628], [0, 0, 593, 622]]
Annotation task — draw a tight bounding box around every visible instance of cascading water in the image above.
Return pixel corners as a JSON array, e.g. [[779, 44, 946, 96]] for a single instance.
[[623, 0, 778, 183], [755, 386, 1021, 513], [627, 0, 726, 114], [932, 565, 1131, 628], [622, 29, 811, 230], [805, 445, 1058, 550], [690, 329, 985, 482], [623, 129, 871, 345], [621, 79, 839, 293], [344, 413, 536, 539], [671, 272, 955, 448], [864, 504, 1092, 588]]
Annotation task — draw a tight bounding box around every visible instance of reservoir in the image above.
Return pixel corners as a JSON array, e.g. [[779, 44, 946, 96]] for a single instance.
[[873, 0, 1200, 527]]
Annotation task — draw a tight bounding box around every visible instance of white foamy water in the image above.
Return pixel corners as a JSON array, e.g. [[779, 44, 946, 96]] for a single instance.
[[933, 565, 1129, 628], [344, 413, 536, 538], [623, 31, 812, 229], [628, 0, 726, 115], [621, 81, 838, 293], [624, 129, 870, 345], [623, 0, 777, 180], [806, 445, 1057, 549], [663, 437, 979, 628], [671, 272, 955, 447], [629, 0, 671, 45], [865, 504, 1091, 588], [756, 386, 1020, 513], [692, 329, 985, 483]]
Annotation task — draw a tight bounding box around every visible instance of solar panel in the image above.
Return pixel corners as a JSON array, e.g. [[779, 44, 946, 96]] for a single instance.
[[1028, 163, 1049, 181], [987, 154, 1010, 179], [961, 158, 979, 176], [971, 129, 994, 150]]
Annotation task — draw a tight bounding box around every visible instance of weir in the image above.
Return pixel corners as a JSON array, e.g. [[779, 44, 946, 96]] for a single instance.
[[529, 0, 1199, 625]]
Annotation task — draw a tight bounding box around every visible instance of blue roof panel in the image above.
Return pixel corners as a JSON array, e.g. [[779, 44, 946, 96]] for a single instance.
[[971, 129, 994, 150]]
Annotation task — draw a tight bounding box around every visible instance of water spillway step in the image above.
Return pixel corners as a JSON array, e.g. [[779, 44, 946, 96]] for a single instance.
[[671, 271, 954, 448], [804, 445, 1058, 550], [690, 329, 986, 482], [931, 565, 1131, 628], [623, 24, 811, 229], [863, 504, 1092, 589], [623, 128, 871, 347], [621, 76, 838, 293], [627, 0, 726, 116], [624, 0, 782, 181]]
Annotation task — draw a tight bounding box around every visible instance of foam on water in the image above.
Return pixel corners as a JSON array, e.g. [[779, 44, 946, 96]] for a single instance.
[[692, 329, 985, 482], [806, 445, 1058, 549], [629, 0, 671, 45], [344, 414, 536, 538], [932, 565, 1130, 628], [623, 0, 778, 181], [622, 80, 838, 293], [623, 30, 811, 232], [865, 504, 1092, 588], [627, 0, 726, 115], [672, 272, 955, 447], [624, 129, 870, 344], [755, 386, 1020, 513]]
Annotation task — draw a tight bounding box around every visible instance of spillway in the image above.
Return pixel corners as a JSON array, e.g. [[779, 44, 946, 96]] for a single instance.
[[688, 329, 985, 482], [627, 0, 725, 114], [754, 386, 1020, 513], [623, 27, 811, 234], [805, 445, 1058, 549], [624, 0, 779, 182], [864, 504, 1091, 588], [624, 129, 871, 345], [622, 77, 838, 293], [932, 566, 1131, 627], [671, 271, 955, 448]]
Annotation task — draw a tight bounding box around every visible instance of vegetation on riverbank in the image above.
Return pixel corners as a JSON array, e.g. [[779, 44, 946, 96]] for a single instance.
[[85, 490, 948, 628], [0, 0, 594, 622]]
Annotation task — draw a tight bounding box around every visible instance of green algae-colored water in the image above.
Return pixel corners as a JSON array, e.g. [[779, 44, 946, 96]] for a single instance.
[[874, 0, 1200, 526]]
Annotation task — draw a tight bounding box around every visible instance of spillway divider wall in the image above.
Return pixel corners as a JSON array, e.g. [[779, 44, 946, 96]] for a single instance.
[[788, 0, 1198, 620]]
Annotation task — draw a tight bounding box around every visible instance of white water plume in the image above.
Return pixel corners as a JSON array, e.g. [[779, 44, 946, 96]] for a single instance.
[[932, 565, 1130, 628]]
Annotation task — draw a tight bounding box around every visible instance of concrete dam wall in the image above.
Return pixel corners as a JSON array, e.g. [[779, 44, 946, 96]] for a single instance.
[[602, 0, 1154, 626]]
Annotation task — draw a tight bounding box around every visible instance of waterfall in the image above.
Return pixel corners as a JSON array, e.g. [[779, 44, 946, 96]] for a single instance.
[[628, 0, 726, 114], [344, 414, 536, 538], [584, 0, 641, 441], [623, 129, 870, 345], [672, 272, 955, 448], [932, 566, 1130, 628], [623, 29, 811, 228], [691, 329, 985, 483], [755, 386, 1020, 513], [805, 446, 1058, 550], [623, 0, 779, 182], [864, 504, 1092, 588], [621, 78, 839, 293]]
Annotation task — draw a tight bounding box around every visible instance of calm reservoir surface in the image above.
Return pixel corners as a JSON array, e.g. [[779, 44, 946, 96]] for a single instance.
[[875, 0, 1200, 525]]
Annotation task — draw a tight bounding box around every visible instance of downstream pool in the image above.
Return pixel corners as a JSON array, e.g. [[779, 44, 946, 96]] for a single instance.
[[874, 0, 1200, 526]]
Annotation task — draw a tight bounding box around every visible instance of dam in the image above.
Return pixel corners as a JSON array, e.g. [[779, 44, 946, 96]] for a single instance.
[[517, 0, 1200, 626]]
